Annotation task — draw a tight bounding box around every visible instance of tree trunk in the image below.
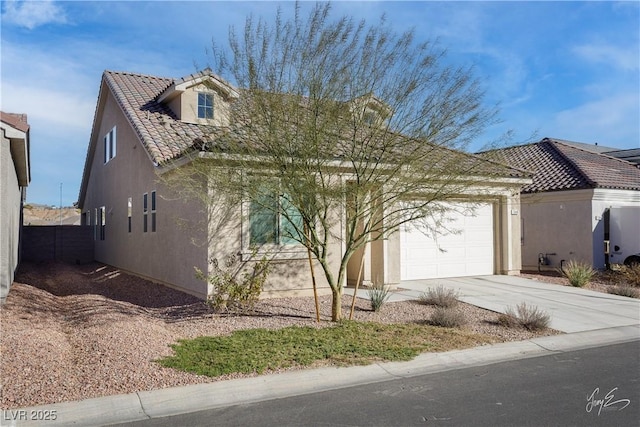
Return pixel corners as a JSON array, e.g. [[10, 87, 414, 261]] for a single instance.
[[331, 287, 342, 321]]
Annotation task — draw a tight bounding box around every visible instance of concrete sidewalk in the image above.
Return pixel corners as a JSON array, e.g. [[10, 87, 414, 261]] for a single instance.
[[3, 276, 639, 426]]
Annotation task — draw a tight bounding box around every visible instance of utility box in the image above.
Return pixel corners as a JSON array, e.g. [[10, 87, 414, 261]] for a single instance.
[[608, 206, 640, 266]]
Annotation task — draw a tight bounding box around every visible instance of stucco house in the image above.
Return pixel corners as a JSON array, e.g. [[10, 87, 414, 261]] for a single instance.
[[481, 138, 640, 271], [78, 70, 531, 299], [1, 112, 31, 304]]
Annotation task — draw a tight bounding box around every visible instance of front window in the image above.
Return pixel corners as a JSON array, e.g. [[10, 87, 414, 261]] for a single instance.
[[197, 93, 214, 119], [249, 190, 303, 245]]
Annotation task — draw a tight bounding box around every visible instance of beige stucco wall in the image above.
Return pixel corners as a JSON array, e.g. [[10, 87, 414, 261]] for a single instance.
[[201, 180, 342, 298], [81, 90, 209, 298], [521, 189, 640, 270], [520, 190, 593, 270], [0, 131, 22, 303]]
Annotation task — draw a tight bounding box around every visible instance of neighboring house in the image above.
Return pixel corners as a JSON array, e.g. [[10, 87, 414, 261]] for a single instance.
[[481, 138, 640, 271], [557, 140, 640, 165], [78, 70, 530, 299], [1, 112, 31, 304]]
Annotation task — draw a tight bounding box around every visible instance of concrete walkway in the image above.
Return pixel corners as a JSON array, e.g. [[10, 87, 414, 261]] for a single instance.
[[4, 276, 639, 426], [359, 275, 640, 333]]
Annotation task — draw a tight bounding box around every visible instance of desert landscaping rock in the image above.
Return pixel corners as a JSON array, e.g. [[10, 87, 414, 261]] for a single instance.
[[1, 262, 555, 409]]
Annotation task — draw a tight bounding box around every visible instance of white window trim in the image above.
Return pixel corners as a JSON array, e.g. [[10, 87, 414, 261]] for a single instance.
[[127, 197, 132, 233], [197, 91, 215, 120], [143, 192, 148, 233], [104, 126, 116, 163], [151, 190, 156, 232]]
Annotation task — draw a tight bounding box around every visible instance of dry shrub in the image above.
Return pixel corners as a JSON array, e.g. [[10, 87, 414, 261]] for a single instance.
[[419, 285, 460, 308], [429, 307, 467, 328], [607, 286, 639, 299], [616, 264, 640, 287], [499, 302, 551, 331]]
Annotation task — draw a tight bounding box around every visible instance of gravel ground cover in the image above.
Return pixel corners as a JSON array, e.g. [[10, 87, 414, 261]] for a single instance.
[[520, 269, 634, 293], [1, 262, 557, 409]]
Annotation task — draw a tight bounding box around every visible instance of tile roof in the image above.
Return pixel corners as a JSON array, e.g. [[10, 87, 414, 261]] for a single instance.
[[103, 71, 210, 164], [0, 111, 30, 133], [89, 70, 529, 181], [480, 138, 640, 193]]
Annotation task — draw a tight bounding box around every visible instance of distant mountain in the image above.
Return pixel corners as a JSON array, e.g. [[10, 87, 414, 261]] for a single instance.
[[23, 205, 81, 226]]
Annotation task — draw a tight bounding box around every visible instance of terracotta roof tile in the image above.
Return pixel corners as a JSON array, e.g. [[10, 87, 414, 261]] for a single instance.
[[103, 71, 209, 164], [481, 138, 640, 193], [0, 111, 30, 133], [101, 70, 529, 181]]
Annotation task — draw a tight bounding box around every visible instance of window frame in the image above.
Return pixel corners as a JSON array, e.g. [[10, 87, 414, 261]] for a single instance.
[[103, 126, 116, 163], [143, 193, 148, 233], [127, 197, 132, 233], [197, 92, 214, 119], [99, 206, 106, 241], [151, 191, 156, 232], [242, 186, 307, 260]]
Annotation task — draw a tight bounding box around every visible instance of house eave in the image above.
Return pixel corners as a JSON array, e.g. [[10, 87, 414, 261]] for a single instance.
[[1, 122, 31, 187]]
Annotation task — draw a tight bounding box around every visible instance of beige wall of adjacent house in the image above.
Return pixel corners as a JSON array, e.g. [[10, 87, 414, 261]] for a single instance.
[[81, 90, 209, 298], [519, 189, 640, 270], [520, 190, 593, 270], [0, 131, 22, 303]]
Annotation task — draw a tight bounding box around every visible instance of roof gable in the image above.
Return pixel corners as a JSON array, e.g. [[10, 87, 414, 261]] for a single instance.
[[157, 69, 240, 104]]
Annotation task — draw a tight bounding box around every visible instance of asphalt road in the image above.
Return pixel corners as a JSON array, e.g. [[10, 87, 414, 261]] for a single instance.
[[116, 341, 640, 427]]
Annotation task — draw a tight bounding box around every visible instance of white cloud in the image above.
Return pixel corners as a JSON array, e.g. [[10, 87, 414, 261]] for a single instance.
[[572, 43, 640, 72], [552, 92, 640, 147], [1, 0, 67, 29]]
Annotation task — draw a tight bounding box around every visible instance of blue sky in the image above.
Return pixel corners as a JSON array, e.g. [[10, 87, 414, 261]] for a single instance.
[[1, 1, 639, 207]]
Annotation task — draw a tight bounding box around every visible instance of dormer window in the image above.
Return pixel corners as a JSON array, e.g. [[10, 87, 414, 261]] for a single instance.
[[363, 111, 377, 126], [157, 70, 238, 125], [197, 93, 214, 119]]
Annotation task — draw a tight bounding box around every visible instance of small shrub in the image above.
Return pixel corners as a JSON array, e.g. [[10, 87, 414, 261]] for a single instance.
[[607, 286, 640, 299], [616, 264, 640, 287], [196, 249, 271, 313], [561, 260, 594, 287], [367, 282, 391, 312], [429, 307, 467, 328], [500, 302, 551, 331], [497, 313, 518, 328], [419, 285, 460, 308]]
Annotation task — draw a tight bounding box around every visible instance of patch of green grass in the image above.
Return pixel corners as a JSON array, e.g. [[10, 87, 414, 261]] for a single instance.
[[157, 321, 493, 377]]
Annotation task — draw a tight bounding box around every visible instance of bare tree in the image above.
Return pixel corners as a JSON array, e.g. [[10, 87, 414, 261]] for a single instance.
[[166, 3, 512, 321]]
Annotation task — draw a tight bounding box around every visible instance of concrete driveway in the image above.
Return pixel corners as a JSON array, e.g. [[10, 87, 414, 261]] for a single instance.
[[349, 275, 640, 333]]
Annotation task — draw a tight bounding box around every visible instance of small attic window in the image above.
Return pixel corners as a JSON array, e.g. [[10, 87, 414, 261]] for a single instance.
[[198, 93, 214, 119], [363, 111, 377, 125]]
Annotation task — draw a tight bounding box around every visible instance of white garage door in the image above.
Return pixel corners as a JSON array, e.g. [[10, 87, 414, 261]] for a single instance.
[[401, 203, 494, 280]]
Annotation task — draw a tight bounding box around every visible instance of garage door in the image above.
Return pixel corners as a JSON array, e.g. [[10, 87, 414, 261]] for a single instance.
[[400, 203, 494, 280]]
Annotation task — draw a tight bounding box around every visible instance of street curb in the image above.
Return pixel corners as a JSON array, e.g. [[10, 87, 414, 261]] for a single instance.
[[4, 324, 638, 427]]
